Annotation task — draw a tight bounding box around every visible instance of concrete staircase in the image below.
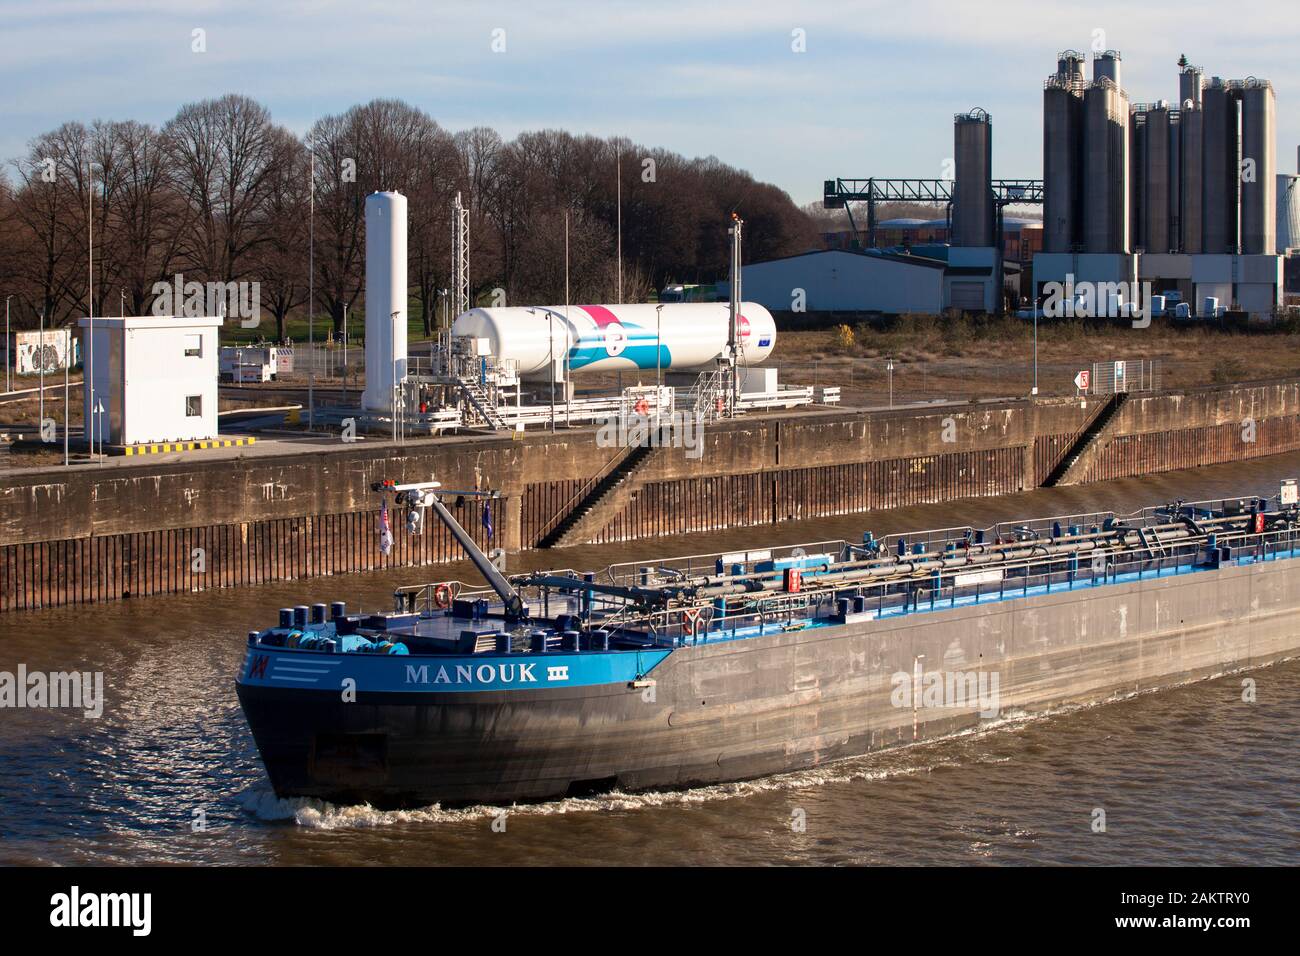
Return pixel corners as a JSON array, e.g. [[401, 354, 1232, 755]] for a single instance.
[[1041, 393, 1129, 487], [537, 442, 657, 548]]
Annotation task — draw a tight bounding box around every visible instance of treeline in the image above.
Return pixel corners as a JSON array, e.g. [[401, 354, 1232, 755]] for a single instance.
[[0, 95, 817, 340]]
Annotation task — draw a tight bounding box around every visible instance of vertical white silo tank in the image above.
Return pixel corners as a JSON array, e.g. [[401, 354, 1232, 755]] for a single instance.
[[362, 191, 408, 413], [449, 302, 777, 377]]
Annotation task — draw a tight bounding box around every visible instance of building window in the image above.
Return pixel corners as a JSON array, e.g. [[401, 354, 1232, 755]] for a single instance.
[[184, 334, 202, 357], [185, 395, 202, 417]]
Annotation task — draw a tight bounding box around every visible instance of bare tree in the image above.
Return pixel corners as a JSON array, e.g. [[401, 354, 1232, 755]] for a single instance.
[[165, 94, 282, 284], [254, 129, 310, 342]]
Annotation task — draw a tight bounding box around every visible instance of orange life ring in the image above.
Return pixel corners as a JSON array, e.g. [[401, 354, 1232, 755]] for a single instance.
[[634, 398, 649, 415], [682, 607, 701, 635], [433, 583, 454, 609], [715, 397, 725, 413]]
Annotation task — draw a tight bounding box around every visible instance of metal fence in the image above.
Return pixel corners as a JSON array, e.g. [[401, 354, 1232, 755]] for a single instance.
[[277, 343, 363, 379], [1089, 359, 1161, 395]]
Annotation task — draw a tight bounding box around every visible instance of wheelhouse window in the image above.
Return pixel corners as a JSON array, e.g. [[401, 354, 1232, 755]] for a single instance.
[[185, 395, 202, 417], [184, 334, 202, 357]]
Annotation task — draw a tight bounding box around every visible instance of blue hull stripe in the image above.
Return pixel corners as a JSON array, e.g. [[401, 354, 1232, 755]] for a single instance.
[[238, 647, 672, 694]]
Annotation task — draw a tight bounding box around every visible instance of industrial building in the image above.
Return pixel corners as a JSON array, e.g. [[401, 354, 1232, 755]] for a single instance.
[[820, 216, 1043, 264], [1034, 51, 1284, 318], [817, 105, 1025, 315], [720, 248, 947, 314]]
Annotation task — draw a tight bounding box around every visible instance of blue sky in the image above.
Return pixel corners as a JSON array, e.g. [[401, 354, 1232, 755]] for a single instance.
[[3, 0, 1297, 205]]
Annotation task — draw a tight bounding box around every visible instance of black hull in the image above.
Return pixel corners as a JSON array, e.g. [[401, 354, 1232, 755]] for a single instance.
[[237, 553, 1300, 808], [234, 672, 849, 808]]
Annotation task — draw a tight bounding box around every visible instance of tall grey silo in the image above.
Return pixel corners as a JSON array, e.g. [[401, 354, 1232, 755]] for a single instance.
[[1143, 104, 1173, 252], [1180, 103, 1205, 252], [1169, 110, 1183, 249], [953, 109, 994, 247], [1084, 77, 1130, 253], [1179, 63, 1203, 110], [1278, 173, 1300, 254], [1201, 78, 1240, 253], [1094, 50, 1122, 88], [1130, 109, 1145, 249], [1043, 73, 1084, 252], [1057, 50, 1086, 85], [1240, 79, 1275, 255]]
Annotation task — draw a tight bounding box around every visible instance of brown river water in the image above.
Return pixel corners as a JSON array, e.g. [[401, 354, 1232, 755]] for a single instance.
[[2, 454, 1298, 865]]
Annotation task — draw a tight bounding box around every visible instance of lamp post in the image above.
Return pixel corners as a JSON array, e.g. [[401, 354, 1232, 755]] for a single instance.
[[307, 141, 315, 431], [4, 294, 11, 393], [547, 310, 556, 434], [391, 310, 401, 443], [886, 358, 894, 409], [1031, 299, 1039, 397], [94, 396, 105, 466], [656, 303, 663, 392], [63, 355, 69, 466], [38, 308, 45, 432]]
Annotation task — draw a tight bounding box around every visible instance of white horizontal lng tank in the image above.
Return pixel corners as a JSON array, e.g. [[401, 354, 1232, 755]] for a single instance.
[[362, 191, 408, 412], [450, 303, 777, 376]]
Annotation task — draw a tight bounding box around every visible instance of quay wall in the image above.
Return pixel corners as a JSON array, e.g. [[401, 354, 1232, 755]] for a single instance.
[[3, 378, 1300, 611]]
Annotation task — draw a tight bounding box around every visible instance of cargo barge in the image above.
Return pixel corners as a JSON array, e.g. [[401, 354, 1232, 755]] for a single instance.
[[236, 479, 1300, 808]]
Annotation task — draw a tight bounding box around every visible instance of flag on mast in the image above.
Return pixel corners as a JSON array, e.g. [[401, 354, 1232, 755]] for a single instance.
[[379, 498, 393, 555]]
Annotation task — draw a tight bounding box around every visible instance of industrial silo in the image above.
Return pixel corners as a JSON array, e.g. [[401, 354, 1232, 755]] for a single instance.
[[1143, 104, 1172, 252], [1043, 76, 1084, 252], [1180, 105, 1204, 252], [1129, 109, 1145, 250], [361, 191, 409, 414], [952, 108, 994, 247], [1169, 111, 1183, 249], [1240, 79, 1275, 255], [1201, 79, 1240, 254], [1178, 64, 1203, 110], [1093, 50, 1122, 87], [1278, 173, 1300, 254], [1057, 50, 1086, 85], [1084, 78, 1130, 253]]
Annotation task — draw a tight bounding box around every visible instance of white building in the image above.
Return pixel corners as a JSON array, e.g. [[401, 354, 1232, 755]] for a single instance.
[[1032, 252, 1284, 319], [78, 315, 221, 447], [720, 248, 947, 314]]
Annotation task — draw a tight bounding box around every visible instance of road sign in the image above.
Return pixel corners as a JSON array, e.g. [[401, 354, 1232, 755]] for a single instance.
[[1074, 370, 1090, 391], [1282, 479, 1298, 507]]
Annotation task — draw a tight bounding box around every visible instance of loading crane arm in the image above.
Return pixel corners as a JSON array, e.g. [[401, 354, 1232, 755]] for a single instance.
[[372, 479, 526, 619]]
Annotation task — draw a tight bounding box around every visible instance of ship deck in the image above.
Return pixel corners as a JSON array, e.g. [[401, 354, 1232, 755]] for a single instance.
[[248, 493, 1300, 659]]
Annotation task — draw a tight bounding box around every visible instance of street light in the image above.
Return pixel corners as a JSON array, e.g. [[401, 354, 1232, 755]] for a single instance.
[[94, 396, 105, 467], [655, 303, 663, 392], [38, 308, 45, 432], [886, 358, 894, 409], [4, 294, 12, 393], [1031, 297, 1039, 397], [391, 310, 401, 443]]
